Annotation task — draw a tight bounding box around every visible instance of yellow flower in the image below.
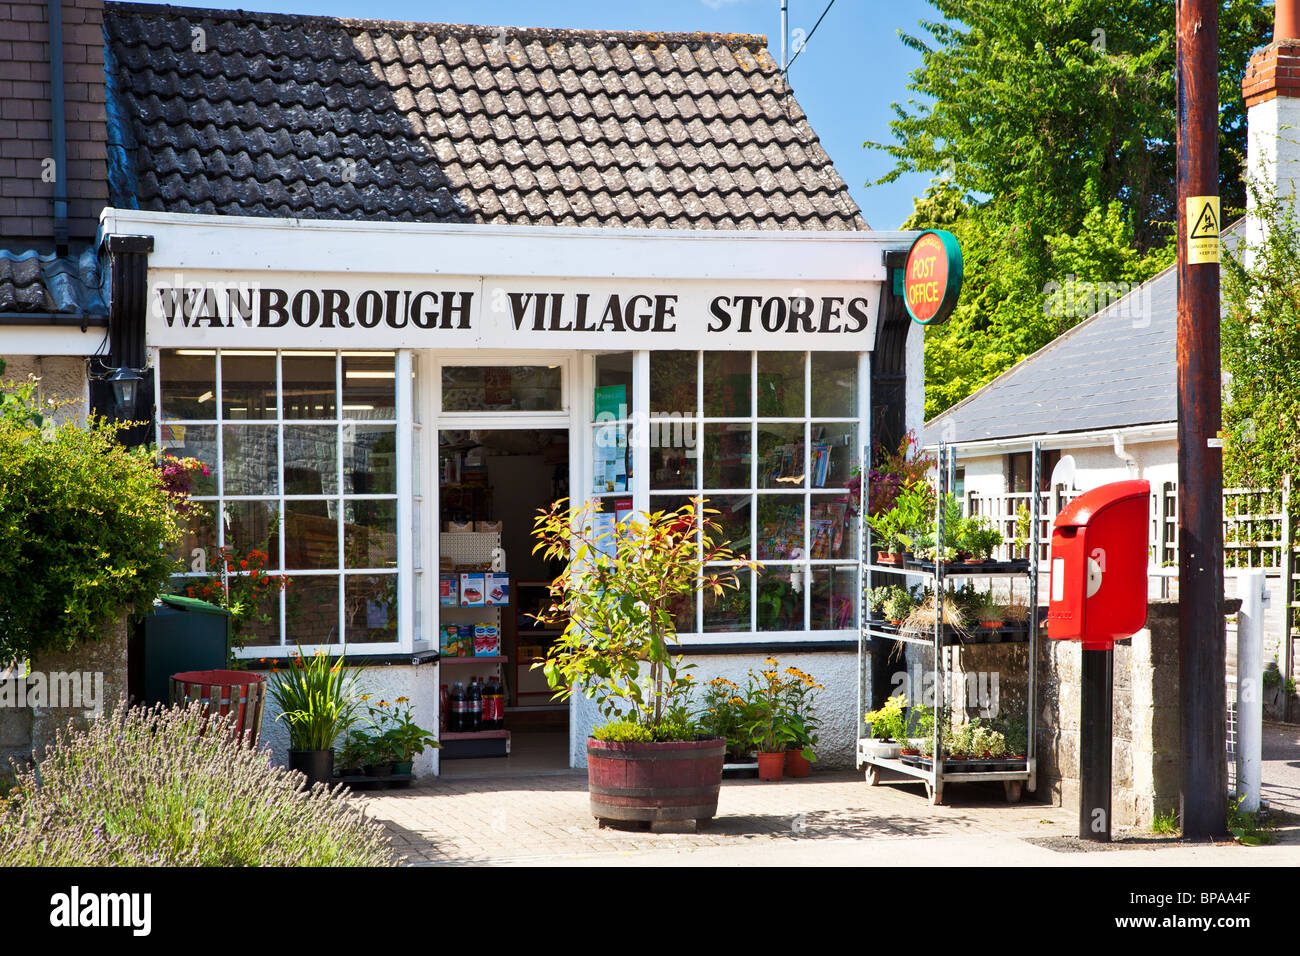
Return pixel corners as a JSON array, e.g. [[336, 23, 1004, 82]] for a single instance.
[[360, 693, 371, 701], [763, 656, 779, 667], [730, 697, 745, 706]]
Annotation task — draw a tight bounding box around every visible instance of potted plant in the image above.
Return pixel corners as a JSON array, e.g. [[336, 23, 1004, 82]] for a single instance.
[[782, 663, 822, 778], [959, 515, 1002, 563], [337, 731, 368, 776], [862, 693, 908, 759], [868, 484, 929, 564], [267, 646, 362, 787], [532, 497, 756, 825], [361, 695, 439, 775], [1011, 504, 1031, 560], [974, 599, 1005, 632], [1004, 715, 1028, 762], [867, 586, 891, 621], [883, 587, 914, 626], [699, 677, 756, 764]]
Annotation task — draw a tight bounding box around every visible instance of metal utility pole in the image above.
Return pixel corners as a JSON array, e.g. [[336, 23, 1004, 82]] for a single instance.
[[780, 0, 788, 72], [1175, 0, 1227, 839]]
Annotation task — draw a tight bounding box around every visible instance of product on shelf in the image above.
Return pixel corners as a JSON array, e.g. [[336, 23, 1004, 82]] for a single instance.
[[449, 681, 466, 732], [460, 572, 486, 607], [484, 675, 503, 730], [440, 684, 448, 732], [439, 573, 458, 606], [467, 677, 482, 732]]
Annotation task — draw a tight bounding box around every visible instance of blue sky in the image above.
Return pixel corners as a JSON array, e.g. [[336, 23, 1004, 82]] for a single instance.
[[138, 0, 941, 229]]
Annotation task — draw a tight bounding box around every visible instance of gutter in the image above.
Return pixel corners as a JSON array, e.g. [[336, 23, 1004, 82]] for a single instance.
[[922, 422, 1178, 456], [48, 0, 69, 254], [0, 313, 109, 328]]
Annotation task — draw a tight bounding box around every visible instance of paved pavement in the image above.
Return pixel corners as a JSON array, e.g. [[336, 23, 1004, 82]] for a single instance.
[[359, 767, 1300, 866], [1262, 721, 1300, 816]]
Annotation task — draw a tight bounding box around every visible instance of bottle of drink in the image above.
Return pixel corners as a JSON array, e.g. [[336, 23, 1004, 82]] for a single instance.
[[482, 675, 498, 730], [450, 681, 465, 733], [490, 674, 504, 730], [467, 677, 482, 732], [440, 684, 449, 732]]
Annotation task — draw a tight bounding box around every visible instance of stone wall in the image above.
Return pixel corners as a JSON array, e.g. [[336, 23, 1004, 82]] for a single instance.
[[1036, 601, 1183, 828], [0, 613, 128, 772], [0, 354, 88, 417]]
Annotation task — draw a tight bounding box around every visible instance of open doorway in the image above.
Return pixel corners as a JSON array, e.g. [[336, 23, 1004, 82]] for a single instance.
[[438, 426, 570, 774]]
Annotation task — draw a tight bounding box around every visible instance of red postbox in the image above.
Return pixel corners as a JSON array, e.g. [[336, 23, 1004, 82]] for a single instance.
[[1047, 479, 1150, 649]]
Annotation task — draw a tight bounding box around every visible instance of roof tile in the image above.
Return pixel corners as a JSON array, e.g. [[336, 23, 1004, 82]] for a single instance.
[[103, 4, 867, 230]]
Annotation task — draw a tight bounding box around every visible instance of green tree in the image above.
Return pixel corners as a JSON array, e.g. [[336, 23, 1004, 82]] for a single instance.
[[0, 400, 181, 662], [875, 0, 1271, 418], [1221, 180, 1300, 490]]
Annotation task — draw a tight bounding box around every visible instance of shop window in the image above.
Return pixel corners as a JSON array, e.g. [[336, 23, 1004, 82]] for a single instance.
[[158, 348, 401, 650], [647, 350, 862, 637], [1007, 450, 1060, 493], [441, 365, 561, 412]]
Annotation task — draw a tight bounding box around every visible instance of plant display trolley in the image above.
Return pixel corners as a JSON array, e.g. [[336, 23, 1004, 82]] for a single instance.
[[858, 440, 1042, 805]]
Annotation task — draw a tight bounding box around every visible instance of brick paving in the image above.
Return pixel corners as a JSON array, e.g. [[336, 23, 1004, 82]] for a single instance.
[[359, 768, 1079, 865]]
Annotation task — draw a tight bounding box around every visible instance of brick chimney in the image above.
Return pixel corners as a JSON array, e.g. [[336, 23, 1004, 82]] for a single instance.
[[0, 0, 108, 253]]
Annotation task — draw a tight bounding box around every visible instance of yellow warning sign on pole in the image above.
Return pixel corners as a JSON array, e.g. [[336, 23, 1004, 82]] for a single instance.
[[1186, 195, 1220, 264]]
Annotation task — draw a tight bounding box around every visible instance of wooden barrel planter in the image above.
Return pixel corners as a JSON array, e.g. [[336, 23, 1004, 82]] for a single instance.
[[170, 670, 267, 747], [586, 737, 726, 824]]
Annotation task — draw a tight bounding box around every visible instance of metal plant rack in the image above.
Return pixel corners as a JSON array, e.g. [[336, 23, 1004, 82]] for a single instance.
[[858, 440, 1042, 805]]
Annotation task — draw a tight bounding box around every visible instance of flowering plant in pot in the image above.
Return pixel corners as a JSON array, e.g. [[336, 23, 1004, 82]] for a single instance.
[[862, 693, 908, 759], [267, 646, 362, 786], [698, 677, 758, 763], [742, 659, 804, 781], [782, 664, 823, 777], [532, 497, 756, 824]]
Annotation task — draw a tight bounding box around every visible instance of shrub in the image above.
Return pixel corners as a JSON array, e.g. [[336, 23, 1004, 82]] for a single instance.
[[591, 719, 654, 743], [0, 702, 397, 866], [0, 405, 180, 662]]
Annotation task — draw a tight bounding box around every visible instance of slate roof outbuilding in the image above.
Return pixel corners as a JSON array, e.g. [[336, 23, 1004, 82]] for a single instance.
[[923, 221, 1243, 446], [101, 3, 868, 230], [0, 250, 107, 317]]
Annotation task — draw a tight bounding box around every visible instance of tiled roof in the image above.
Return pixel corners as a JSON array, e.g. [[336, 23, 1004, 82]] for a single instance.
[[0, 249, 107, 316], [923, 222, 1245, 446], [102, 3, 867, 230]]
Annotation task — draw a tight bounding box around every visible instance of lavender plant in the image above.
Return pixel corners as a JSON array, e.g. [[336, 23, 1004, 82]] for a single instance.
[[0, 701, 397, 866]]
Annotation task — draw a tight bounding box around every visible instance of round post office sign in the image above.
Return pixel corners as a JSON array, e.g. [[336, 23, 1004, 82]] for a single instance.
[[902, 229, 963, 326]]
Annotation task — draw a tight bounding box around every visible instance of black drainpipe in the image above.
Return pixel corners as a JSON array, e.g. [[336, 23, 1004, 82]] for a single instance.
[[868, 247, 914, 710], [48, 0, 69, 255], [90, 234, 155, 446]]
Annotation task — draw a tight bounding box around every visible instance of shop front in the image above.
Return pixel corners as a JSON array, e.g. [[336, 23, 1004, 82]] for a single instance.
[[101, 206, 917, 773]]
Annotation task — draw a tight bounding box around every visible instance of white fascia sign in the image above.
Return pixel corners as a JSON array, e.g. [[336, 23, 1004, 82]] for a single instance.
[[104, 210, 914, 352]]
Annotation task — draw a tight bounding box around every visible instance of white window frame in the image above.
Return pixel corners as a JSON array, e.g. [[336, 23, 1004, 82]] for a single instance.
[[155, 346, 411, 659]]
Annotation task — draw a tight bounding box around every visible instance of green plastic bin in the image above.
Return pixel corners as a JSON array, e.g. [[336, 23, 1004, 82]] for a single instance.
[[132, 595, 233, 707]]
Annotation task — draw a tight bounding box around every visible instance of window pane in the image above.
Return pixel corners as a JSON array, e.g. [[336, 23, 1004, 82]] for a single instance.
[[345, 424, 396, 495], [757, 494, 805, 560], [810, 353, 857, 417], [345, 574, 398, 643], [649, 432, 697, 490], [594, 353, 633, 421], [171, 500, 218, 568], [811, 566, 857, 630], [757, 351, 805, 417], [285, 576, 340, 644], [221, 425, 278, 495], [285, 500, 338, 570], [703, 352, 750, 417], [282, 354, 337, 419], [758, 423, 805, 489], [160, 424, 217, 495], [283, 425, 338, 495], [650, 351, 696, 415], [220, 352, 277, 419], [703, 423, 750, 489], [757, 566, 804, 631], [440, 365, 560, 412], [704, 494, 751, 555], [223, 499, 280, 570], [811, 423, 857, 488], [345, 499, 397, 569], [810, 495, 856, 559], [232, 583, 280, 648], [703, 567, 750, 632], [343, 352, 397, 418], [160, 349, 216, 420], [592, 422, 630, 493]]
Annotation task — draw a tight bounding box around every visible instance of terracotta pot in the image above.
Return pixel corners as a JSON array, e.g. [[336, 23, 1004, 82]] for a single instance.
[[878, 553, 903, 565], [981, 621, 1003, 630], [785, 749, 812, 778], [586, 737, 725, 823], [757, 751, 786, 781]]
